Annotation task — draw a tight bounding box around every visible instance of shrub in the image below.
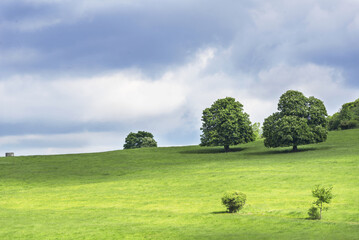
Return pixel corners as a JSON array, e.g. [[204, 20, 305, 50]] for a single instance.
[[307, 206, 320, 220], [339, 120, 358, 130], [328, 113, 341, 130], [221, 191, 246, 213]]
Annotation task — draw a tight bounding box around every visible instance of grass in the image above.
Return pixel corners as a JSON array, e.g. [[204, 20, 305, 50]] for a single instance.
[[0, 129, 358, 239]]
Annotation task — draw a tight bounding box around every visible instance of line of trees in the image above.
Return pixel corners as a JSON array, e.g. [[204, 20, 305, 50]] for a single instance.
[[200, 90, 328, 152], [124, 90, 356, 152], [328, 98, 359, 130]]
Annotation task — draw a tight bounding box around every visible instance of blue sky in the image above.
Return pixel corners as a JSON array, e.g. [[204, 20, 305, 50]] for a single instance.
[[1, 0, 359, 155]]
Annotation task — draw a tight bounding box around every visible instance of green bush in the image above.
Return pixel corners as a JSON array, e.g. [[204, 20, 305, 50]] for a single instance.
[[339, 120, 358, 130], [221, 191, 246, 213], [307, 206, 320, 220]]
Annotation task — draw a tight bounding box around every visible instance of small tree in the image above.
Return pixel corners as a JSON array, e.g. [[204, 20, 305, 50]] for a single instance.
[[309, 185, 333, 220], [200, 97, 255, 152], [263, 90, 328, 152], [123, 131, 157, 149], [221, 191, 246, 213]]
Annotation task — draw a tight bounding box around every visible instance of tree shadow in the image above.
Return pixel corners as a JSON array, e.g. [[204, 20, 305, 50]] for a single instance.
[[304, 217, 320, 220], [180, 147, 246, 154], [211, 211, 228, 214], [244, 146, 333, 156]]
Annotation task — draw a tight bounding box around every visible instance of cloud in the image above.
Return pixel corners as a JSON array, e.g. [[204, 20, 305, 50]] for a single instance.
[[0, 48, 41, 65], [1, 0, 359, 86], [1, 0, 359, 155], [0, 70, 186, 123], [2, 47, 358, 155], [0, 131, 123, 156], [0, 18, 62, 32], [254, 64, 359, 114]]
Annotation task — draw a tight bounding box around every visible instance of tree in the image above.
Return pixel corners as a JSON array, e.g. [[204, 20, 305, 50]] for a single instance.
[[200, 97, 255, 152], [221, 191, 246, 213], [263, 90, 328, 152], [123, 131, 157, 149], [309, 185, 333, 220]]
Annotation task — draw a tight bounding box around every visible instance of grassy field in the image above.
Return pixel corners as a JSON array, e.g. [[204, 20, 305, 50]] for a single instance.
[[0, 129, 358, 239]]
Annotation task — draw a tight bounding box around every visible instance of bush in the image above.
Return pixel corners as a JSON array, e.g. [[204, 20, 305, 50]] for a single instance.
[[307, 206, 320, 220], [221, 191, 246, 213], [339, 120, 358, 130]]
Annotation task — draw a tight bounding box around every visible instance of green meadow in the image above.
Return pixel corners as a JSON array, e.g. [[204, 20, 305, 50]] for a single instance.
[[0, 129, 358, 239]]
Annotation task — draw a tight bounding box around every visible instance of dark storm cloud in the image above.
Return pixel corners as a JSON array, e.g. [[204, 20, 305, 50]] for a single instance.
[[1, 0, 358, 86], [0, 1, 245, 78]]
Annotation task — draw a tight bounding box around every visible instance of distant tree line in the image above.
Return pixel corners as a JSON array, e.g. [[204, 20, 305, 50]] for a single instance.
[[328, 98, 359, 130], [124, 90, 357, 152]]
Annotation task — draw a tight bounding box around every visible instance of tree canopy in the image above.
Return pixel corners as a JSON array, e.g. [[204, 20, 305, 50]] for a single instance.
[[123, 131, 157, 149], [263, 90, 328, 152], [200, 97, 255, 152], [328, 98, 359, 130]]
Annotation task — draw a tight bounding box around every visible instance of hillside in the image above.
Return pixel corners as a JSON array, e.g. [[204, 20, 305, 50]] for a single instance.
[[0, 129, 358, 239]]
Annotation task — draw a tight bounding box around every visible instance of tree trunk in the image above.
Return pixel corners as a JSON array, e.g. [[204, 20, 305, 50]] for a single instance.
[[292, 145, 298, 152], [224, 145, 230, 152]]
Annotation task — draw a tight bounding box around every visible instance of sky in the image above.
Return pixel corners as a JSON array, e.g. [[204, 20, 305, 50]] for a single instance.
[[1, 0, 359, 156]]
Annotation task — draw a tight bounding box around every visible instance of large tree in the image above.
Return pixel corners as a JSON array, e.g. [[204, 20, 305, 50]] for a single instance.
[[263, 90, 328, 152], [200, 97, 255, 152], [123, 131, 157, 149]]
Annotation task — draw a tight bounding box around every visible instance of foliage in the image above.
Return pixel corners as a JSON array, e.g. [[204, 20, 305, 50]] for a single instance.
[[263, 90, 328, 152], [310, 185, 333, 220], [200, 97, 255, 152], [123, 131, 157, 149], [252, 122, 262, 140], [328, 113, 341, 130], [141, 137, 158, 148], [328, 98, 359, 130], [307, 206, 320, 220], [221, 191, 246, 213], [339, 119, 358, 130]]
